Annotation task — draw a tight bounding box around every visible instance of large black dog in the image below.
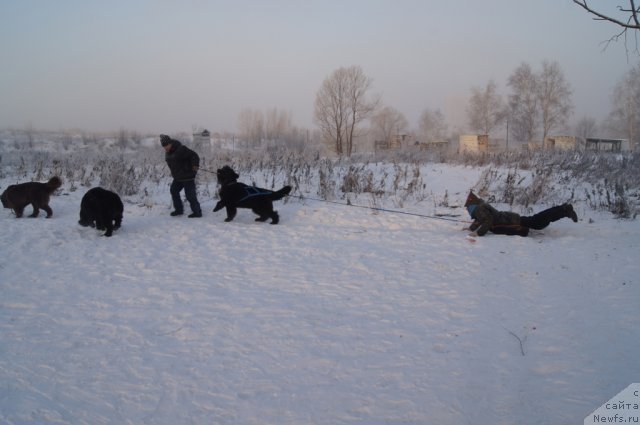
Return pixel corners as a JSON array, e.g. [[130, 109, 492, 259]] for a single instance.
[[213, 166, 291, 224], [78, 187, 123, 237], [1, 176, 62, 218]]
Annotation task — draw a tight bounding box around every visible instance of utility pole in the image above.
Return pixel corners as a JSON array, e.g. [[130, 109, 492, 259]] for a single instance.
[[506, 115, 510, 151]]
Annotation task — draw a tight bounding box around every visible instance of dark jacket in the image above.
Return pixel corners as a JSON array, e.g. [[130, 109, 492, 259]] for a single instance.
[[467, 201, 522, 236], [165, 140, 199, 181]]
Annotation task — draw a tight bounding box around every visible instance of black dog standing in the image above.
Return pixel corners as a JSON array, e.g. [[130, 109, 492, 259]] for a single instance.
[[160, 134, 202, 218], [213, 166, 291, 224], [78, 187, 123, 237], [1, 176, 62, 218]]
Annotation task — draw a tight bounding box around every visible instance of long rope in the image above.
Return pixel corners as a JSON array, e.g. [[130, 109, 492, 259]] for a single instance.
[[286, 193, 472, 223], [196, 167, 471, 223]]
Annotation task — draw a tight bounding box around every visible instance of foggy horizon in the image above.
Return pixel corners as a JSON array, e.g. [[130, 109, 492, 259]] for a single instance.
[[0, 1, 635, 136]]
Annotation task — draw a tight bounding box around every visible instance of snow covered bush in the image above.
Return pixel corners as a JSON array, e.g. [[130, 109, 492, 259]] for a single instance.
[[0, 130, 638, 218]]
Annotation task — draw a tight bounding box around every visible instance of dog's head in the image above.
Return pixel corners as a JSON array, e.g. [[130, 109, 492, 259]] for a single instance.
[[217, 166, 240, 185], [0, 189, 10, 209], [47, 176, 62, 191]]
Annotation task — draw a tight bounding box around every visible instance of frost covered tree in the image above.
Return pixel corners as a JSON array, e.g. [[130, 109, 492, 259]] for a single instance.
[[508, 63, 539, 143], [418, 108, 448, 142], [314, 66, 378, 156], [537, 61, 573, 142], [265, 107, 293, 142], [370, 106, 409, 146], [238, 108, 265, 145], [575, 116, 598, 140], [608, 64, 640, 148], [507, 61, 573, 143], [467, 80, 506, 136]]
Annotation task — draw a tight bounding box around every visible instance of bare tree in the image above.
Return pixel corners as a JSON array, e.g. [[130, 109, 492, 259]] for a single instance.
[[538, 61, 573, 142], [370, 106, 409, 146], [238, 108, 264, 145], [508, 63, 539, 142], [608, 63, 640, 148], [23, 123, 36, 149], [467, 80, 506, 135], [572, 1, 640, 53], [314, 70, 347, 155], [117, 128, 130, 149], [265, 107, 292, 142], [418, 108, 448, 142], [314, 66, 378, 156], [575, 116, 598, 140]]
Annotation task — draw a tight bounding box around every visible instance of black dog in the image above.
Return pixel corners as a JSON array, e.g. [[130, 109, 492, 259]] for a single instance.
[[78, 187, 123, 237], [213, 166, 291, 224], [1, 176, 62, 218]]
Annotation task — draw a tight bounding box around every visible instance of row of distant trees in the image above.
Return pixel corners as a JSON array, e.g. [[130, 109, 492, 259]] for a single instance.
[[309, 60, 640, 156], [201, 3, 640, 156], [467, 61, 573, 144], [37, 2, 632, 157], [231, 58, 639, 157], [304, 1, 640, 156]]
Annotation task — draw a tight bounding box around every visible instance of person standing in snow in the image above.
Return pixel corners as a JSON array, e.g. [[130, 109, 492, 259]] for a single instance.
[[463, 191, 578, 237], [160, 134, 202, 218]]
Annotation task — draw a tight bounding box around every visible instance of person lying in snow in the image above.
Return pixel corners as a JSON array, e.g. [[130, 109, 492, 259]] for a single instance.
[[463, 191, 578, 237]]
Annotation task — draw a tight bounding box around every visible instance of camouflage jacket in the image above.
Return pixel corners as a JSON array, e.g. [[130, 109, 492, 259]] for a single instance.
[[468, 201, 521, 236]]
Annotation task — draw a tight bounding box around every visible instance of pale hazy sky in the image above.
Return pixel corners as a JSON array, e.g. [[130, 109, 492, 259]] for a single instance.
[[0, 0, 634, 134]]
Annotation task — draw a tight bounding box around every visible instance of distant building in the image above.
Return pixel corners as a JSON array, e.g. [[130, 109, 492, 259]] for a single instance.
[[390, 134, 408, 148], [192, 129, 211, 148], [374, 134, 413, 151], [374, 140, 390, 151], [585, 138, 629, 152], [525, 140, 543, 151], [544, 135, 578, 151], [459, 134, 489, 153], [415, 140, 450, 151]]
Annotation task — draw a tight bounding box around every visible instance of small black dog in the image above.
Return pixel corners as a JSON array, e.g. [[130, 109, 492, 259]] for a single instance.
[[1, 176, 62, 218], [213, 166, 291, 224], [78, 187, 123, 237]]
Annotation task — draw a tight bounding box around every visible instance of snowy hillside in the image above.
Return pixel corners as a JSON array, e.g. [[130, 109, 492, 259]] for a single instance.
[[0, 155, 638, 424]]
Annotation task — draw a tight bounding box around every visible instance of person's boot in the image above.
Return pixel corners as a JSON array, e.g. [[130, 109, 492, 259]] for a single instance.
[[188, 212, 202, 218], [563, 204, 578, 222], [170, 210, 183, 216]]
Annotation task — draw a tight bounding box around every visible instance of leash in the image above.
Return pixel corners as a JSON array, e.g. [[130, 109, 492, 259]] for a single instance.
[[195, 168, 471, 223], [197, 167, 218, 175], [286, 193, 472, 223]]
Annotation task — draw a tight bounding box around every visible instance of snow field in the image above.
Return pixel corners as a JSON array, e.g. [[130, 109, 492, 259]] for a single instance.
[[0, 178, 638, 424]]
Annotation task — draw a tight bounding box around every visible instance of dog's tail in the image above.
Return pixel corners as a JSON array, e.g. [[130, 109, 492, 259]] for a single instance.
[[46, 176, 62, 192], [270, 185, 292, 201]]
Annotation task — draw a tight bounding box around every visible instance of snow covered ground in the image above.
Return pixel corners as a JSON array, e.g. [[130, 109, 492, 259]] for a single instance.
[[0, 165, 638, 425]]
